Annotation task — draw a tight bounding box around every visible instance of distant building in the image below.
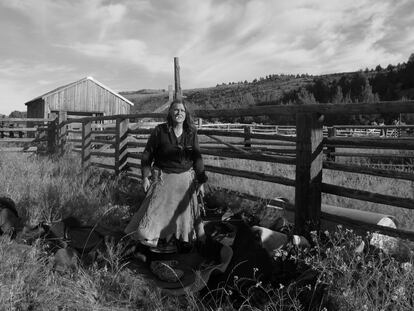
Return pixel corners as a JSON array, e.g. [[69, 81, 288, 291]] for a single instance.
[[25, 76, 133, 119]]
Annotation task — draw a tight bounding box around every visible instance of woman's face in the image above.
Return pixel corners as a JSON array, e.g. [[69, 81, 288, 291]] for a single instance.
[[171, 103, 186, 124]]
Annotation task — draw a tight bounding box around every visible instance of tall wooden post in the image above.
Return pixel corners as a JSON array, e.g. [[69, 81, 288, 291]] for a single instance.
[[58, 111, 67, 154], [81, 121, 92, 170], [295, 113, 324, 235], [174, 57, 182, 100], [168, 85, 173, 101], [115, 117, 129, 175], [47, 117, 58, 154]]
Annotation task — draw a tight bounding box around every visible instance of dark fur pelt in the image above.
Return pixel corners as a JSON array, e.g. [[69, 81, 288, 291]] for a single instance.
[[202, 215, 274, 309]]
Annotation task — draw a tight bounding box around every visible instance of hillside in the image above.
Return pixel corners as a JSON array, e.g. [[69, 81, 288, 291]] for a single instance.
[[122, 54, 414, 124], [122, 75, 314, 114]]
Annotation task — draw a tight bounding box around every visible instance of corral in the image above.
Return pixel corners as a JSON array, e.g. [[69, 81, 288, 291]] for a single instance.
[[44, 100, 414, 240]]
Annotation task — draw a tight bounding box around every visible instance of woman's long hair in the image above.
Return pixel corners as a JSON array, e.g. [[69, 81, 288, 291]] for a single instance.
[[166, 99, 195, 131]]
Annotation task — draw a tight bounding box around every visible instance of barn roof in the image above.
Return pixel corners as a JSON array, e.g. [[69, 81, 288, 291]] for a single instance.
[[25, 76, 134, 106]]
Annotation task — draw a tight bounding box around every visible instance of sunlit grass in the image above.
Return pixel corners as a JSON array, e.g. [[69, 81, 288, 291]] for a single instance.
[[1, 151, 413, 310]]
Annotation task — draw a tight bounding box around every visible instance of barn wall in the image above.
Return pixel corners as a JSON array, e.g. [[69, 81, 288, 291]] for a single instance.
[[43, 80, 131, 116]]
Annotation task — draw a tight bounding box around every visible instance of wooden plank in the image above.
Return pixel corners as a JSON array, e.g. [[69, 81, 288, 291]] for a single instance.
[[334, 124, 414, 129], [198, 129, 297, 142], [128, 128, 152, 135], [0, 118, 54, 122], [90, 162, 115, 171], [90, 139, 115, 145], [58, 111, 67, 153], [323, 161, 414, 181], [204, 164, 296, 186], [126, 141, 146, 148], [47, 119, 58, 154], [90, 151, 115, 158], [201, 140, 296, 147], [0, 138, 35, 143], [127, 162, 141, 169], [324, 144, 413, 150], [91, 130, 117, 135], [205, 134, 250, 154], [126, 172, 141, 180], [0, 147, 37, 152], [81, 121, 92, 169], [200, 145, 297, 154], [295, 113, 324, 234], [127, 152, 142, 160], [114, 118, 129, 174], [0, 128, 38, 132], [325, 152, 414, 159], [324, 137, 414, 150], [200, 148, 296, 164], [322, 183, 414, 210]]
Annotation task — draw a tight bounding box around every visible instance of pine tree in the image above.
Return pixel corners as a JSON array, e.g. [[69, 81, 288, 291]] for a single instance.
[[332, 86, 344, 104], [297, 88, 317, 105]]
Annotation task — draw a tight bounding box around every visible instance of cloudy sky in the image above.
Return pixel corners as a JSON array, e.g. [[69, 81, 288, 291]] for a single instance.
[[0, 0, 413, 114]]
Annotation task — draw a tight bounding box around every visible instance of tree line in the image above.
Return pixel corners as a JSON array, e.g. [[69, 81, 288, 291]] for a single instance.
[[227, 54, 414, 125]]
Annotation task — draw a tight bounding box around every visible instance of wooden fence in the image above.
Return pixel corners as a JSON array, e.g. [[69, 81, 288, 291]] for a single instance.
[[198, 122, 414, 138], [29, 100, 414, 241], [0, 117, 57, 152]]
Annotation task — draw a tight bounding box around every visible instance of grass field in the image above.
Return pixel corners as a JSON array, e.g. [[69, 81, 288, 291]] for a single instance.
[[1, 152, 414, 310]]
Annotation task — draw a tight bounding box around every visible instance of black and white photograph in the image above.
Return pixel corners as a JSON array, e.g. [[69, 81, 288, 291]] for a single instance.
[[0, 0, 414, 310]]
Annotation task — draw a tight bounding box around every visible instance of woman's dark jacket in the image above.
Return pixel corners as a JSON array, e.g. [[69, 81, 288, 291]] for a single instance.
[[141, 123, 207, 183]]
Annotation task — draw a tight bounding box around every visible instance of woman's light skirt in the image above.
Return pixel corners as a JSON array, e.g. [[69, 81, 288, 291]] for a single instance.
[[124, 169, 204, 247]]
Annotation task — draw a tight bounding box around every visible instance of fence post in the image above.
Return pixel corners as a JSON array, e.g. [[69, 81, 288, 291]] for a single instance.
[[115, 117, 129, 175], [81, 120, 92, 170], [58, 111, 67, 154], [244, 126, 252, 149], [326, 127, 336, 162], [47, 114, 58, 154], [295, 112, 324, 235]]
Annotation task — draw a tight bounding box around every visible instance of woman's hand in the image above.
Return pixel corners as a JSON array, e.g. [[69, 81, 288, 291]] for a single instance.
[[196, 183, 205, 198], [142, 177, 151, 193]]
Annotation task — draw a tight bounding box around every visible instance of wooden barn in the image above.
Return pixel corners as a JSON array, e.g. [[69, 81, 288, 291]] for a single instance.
[[25, 76, 133, 119]]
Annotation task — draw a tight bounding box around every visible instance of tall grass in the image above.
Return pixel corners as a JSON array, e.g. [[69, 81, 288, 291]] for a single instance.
[[1, 152, 413, 310], [0, 152, 134, 227]]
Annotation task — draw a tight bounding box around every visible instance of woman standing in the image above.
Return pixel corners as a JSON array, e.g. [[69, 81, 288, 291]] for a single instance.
[[125, 99, 208, 252]]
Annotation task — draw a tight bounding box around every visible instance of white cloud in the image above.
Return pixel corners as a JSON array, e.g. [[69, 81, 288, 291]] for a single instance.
[[0, 59, 73, 77], [0, 0, 413, 114], [58, 39, 171, 73]]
